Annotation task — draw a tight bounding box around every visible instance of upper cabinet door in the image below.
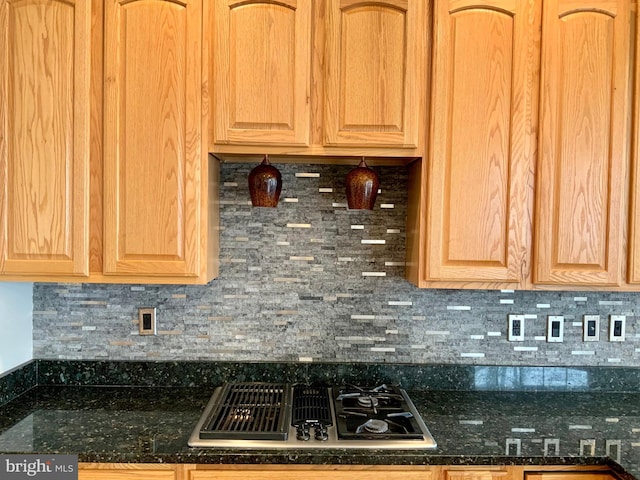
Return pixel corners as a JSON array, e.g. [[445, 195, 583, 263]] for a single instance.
[[534, 0, 631, 286], [324, 0, 426, 148], [212, 0, 312, 147], [629, 7, 640, 284], [424, 0, 539, 283], [103, 0, 203, 277], [0, 0, 90, 276]]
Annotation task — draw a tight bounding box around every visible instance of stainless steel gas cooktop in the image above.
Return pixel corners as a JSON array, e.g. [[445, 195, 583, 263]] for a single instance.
[[188, 382, 437, 449]]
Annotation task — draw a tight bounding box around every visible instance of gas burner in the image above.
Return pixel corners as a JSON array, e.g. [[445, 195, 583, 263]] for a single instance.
[[357, 396, 379, 408], [357, 419, 389, 434]]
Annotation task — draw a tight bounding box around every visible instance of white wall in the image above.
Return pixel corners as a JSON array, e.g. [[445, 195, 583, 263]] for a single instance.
[[0, 283, 33, 375]]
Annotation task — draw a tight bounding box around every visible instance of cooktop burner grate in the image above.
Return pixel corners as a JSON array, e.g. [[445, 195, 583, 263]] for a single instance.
[[199, 382, 291, 440], [291, 385, 332, 426]]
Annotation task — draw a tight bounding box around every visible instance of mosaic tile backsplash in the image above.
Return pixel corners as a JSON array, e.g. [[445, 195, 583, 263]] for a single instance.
[[33, 163, 640, 365]]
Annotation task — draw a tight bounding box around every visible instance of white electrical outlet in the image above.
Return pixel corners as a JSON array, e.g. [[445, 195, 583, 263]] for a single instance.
[[609, 315, 625, 342], [508, 314, 525, 341], [547, 315, 564, 343], [583, 315, 600, 342]]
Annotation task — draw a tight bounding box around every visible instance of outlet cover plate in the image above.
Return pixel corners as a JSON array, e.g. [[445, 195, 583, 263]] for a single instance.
[[508, 314, 525, 341], [583, 315, 600, 342], [609, 315, 625, 342], [547, 315, 564, 343], [139, 307, 156, 335]]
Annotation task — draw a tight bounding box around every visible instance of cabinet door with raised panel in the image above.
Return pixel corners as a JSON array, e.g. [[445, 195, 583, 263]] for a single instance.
[[324, 0, 426, 149], [0, 0, 90, 277], [422, 0, 538, 284], [627, 7, 640, 285], [103, 0, 203, 277], [534, 0, 631, 286], [212, 0, 311, 147]]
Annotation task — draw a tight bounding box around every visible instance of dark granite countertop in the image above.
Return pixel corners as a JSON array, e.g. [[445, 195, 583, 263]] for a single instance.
[[0, 385, 638, 478]]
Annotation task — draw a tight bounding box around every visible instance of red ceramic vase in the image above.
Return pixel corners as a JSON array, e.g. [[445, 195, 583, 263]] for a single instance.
[[345, 158, 379, 210], [248, 156, 282, 207]]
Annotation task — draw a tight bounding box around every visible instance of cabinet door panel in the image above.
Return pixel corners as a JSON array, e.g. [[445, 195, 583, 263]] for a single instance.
[[0, 0, 90, 276], [534, 0, 630, 286], [104, 0, 202, 277], [424, 0, 537, 282], [627, 8, 640, 284], [324, 0, 425, 148], [190, 471, 433, 480], [212, 0, 311, 146]]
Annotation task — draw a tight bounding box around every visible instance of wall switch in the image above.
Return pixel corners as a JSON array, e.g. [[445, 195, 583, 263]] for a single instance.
[[508, 314, 525, 341], [547, 315, 564, 342], [138, 307, 156, 335], [583, 315, 600, 342], [609, 315, 625, 342]]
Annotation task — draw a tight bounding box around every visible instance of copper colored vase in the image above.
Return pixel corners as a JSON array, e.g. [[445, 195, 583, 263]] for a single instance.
[[345, 158, 379, 210], [248, 155, 282, 207]]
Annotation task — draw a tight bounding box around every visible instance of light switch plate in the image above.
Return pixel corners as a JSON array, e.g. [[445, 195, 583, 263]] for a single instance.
[[138, 307, 157, 335], [609, 315, 625, 342], [583, 315, 600, 342], [508, 314, 525, 341], [547, 315, 564, 343]]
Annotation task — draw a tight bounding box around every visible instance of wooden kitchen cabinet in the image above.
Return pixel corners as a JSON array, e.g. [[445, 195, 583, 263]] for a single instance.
[[187, 466, 435, 480], [210, 0, 428, 158], [0, 0, 91, 277], [406, 0, 540, 288], [626, 4, 640, 285], [79, 464, 177, 480], [103, 0, 217, 281], [0, 0, 219, 284], [533, 0, 632, 287], [211, 0, 312, 147]]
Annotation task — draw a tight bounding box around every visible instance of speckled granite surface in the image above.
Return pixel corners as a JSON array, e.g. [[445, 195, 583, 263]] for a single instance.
[[21, 360, 640, 392], [0, 385, 637, 479], [2, 362, 640, 479]]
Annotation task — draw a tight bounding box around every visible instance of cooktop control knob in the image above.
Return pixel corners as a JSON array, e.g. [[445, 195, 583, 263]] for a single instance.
[[314, 424, 328, 441], [296, 424, 310, 441]]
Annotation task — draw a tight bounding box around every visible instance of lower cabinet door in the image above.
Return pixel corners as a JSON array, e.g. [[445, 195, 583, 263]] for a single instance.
[[79, 465, 176, 480], [189, 469, 434, 480]]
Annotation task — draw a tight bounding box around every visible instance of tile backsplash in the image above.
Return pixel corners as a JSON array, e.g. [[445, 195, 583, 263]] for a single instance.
[[33, 163, 640, 365]]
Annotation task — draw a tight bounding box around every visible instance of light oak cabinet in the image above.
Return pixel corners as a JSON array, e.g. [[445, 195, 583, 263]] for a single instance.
[[103, 0, 216, 281], [79, 464, 618, 480], [211, 0, 312, 147], [626, 4, 640, 285], [79, 464, 177, 480], [0, 0, 91, 277], [533, 0, 632, 287], [210, 0, 428, 158], [406, 0, 540, 289], [0, 0, 218, 284], [408, 0, 638, 291]]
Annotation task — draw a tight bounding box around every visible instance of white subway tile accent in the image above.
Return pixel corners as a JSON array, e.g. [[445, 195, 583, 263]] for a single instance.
[[500, 299, 514, 304], [459, 420, 484, 425], [284, 198, 299, 203], [447, 306, 471, 311], [386, 229, 401, 234], [223, 182, 238, 187], [351, 315, 375, 320], [384, 261, 405, 266], [295, 172, 320, 177], [461, 352, 485, 358], [514, 346, 538, 352], [487, 332, 502, 337], [362, 272, 386, 276], [388, 301, 412, 306], [371, 347, 396, 352], [361, 239, 386, 244], [380, 204, 395, 209], [287, 223, 311, 228], [537, 304, 551, 308], [470, 335, 485, 340], [319, 188, 333, 193], [351, 225, 365, 230], [571, 351, 596, 355]]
